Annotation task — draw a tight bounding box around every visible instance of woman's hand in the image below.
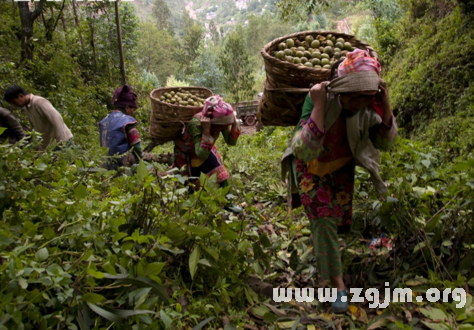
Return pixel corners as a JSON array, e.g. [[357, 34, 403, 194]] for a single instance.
[[378, 79, 393, 125], [309, 82, 329, 131], [200, 116, 211, 136]]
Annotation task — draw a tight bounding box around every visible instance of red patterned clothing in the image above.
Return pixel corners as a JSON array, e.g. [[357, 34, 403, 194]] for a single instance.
[[174, 117, 240, 183]]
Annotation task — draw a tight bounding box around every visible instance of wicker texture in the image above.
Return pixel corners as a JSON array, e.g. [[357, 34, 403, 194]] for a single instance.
[[149, 86, 213, 144], [257, 30, 376, 126]]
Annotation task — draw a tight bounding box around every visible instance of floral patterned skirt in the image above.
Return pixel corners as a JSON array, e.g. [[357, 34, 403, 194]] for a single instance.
[[295, 158, 355, 280]]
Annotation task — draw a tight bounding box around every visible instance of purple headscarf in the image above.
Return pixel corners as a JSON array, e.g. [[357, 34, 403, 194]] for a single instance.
[[111, 85, 138, 108]]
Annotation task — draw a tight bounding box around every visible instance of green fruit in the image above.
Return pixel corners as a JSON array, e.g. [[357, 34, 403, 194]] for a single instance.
[[297, 46, 305, 52], [305, 35, 314, 44], [331, 36, 336, 42], [311, 58, 321, 66], [296, 51, 304, 58], [286, 38, 295, 48], [304, 61, 313, 67], [301, 57, 308, 63], [311, 52, 321, 59], [171, 97, 176, 103], [276, 51, 285, 59], [293, 57, 301, 64], [335, 42, 344, 49], [326, 40, 334, 47], [302, 41, 310, 49], [284, 49, 292, 56], [321, 53, 330, 59], [170, 91, 175, 96], [159, 96, 165, 101], [336, 38, 345, 44], [314, 65, 322, 68], [304, 51, 312, 58], [343, 42, 353, 51], [319, 46, 325, 52], [326, 34, 333, 39], [321, 58, 330, 65], [334, 52, 341, 59], [323, 64, 331, 69], [278, 42, 287, 50], [324, 46, 334, 57], [286, 56, 293, 62], [334, 47, 342, 53], [311, 40, 320, 48]]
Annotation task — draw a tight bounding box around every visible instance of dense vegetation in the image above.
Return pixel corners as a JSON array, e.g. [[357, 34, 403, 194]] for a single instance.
[[1, 0, 474, 329]]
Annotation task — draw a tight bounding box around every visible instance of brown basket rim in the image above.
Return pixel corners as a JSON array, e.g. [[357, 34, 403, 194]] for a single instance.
[[260, 30, 377, 76], [149, 86, 213, 110]]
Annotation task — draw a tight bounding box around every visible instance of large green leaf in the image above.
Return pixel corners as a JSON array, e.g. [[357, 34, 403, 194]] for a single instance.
[[74, 184, 88, 199], [87, 303, 156, 322], [81, 293, 106, 304], [114, 277, 169, 302], [137, 161, 148, 180], [189, 245, 200, 279]]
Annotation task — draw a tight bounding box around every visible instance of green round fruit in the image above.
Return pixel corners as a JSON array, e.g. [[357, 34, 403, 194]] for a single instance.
[[159, 96, 165, 101], [336, 38, 345, 44], [286, 38, 295, 48], [324, 46, 334, 57], [297, 46, 305, 52], [286, 56, 293, 62], [331, 36, 336, 42], [323, 64, 331, 69], [293, 57, 301, 64], [311, 40, 320, 48], [170, 91, 175, 96], [284, 49, 292, 56], [311, 52, 321, 59], [334, 47, 342, 53], [301, 57, 308, 63], [305, 35, 314, 44], [343, 42, 353, 51], [335, 42, 344, 49], [314, 65, 322, 68], [311, 58, 321, 66], [296, 51, 304, 58], [319, 46, 325, 52], [278, 42, 287, 50], [321, 53, 330, 59], [326, 40, 334, 47], [334, 52, 341, 59], [304, 51, 312, 58], [276, 51, 285, 59], [321, 58, 330, 65], [304, 62, 313, 67]]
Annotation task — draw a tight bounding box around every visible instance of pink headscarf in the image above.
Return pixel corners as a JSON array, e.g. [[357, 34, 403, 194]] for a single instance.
[[338, 49, 381, 77], [201, 95, 234, 125]]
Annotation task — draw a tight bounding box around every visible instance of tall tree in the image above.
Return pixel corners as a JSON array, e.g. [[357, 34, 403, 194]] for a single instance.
[[219, 29, 255, 104], [17, 0, 45, 62], [176, 10, 204, 77], [189, 43, 225, 95], [208, 20, 219, 46], [152, 0, 174, 35]]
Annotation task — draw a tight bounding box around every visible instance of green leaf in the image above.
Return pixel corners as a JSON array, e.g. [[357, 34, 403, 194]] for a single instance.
[[413, 242, 426, 253], [260, 233, 272, 248], [0, 234, 14, 248], [114, 277, 169, 302], [221, 229, 239, 241], [81, 293, 106, 304], [35, 248, 49, 262], [74, 184, 88, 199], [137, 161, 148, 180], [88, 269, 105, 279], [87, 302, 121, 322], [146, 262, 166, 276], [189, 245, 200, 279], [87, 303, 156, 322], [187, 225, 212, 237], [192, 317, 216, 330], [160, 310, 173, 329], [0, 127, 6, 135]]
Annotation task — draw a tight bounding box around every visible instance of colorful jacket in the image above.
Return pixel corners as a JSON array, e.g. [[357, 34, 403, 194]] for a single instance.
[[281, 93, 398, 195], [99, 111, 140, 170]]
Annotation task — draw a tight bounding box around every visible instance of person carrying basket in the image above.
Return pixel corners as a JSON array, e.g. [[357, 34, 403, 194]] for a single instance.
[[281, 49, 398, 313], [173, 95, 242, 212]]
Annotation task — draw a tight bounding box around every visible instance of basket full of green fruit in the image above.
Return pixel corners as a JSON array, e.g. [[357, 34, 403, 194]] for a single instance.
[[149, 86, 213, 144], [257, 31, 377, 126]]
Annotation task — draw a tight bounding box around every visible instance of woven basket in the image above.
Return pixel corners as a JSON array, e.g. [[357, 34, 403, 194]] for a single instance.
[[257, 30, 377, 126], [149, 86, 213, 144]]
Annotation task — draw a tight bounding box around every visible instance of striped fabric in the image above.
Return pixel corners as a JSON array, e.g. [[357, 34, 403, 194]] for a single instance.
[[338, 49, 381, 76]]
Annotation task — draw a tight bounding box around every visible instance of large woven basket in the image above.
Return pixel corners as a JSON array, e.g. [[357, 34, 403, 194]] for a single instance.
[[149, 86, 213, 145], [257, 30, 377, 126]]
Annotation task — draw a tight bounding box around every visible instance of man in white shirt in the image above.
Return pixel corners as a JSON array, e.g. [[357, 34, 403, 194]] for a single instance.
[[4, 86, 73, 149]]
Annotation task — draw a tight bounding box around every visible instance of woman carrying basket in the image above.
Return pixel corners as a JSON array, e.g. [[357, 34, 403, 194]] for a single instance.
[[173, 96, 242, 210], [282, 49, 398, 312]]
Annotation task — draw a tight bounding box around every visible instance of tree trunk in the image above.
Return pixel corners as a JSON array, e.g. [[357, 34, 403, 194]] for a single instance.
[[72, 0, 84, 51], [115, 0, 127, 85], [17, 0, 44, 62]]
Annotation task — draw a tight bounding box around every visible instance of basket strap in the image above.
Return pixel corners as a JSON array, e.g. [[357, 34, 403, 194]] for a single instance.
[[265, 86, 310, 93]]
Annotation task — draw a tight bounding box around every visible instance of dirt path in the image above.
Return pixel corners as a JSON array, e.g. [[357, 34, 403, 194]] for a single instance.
[[240, 124, 256, 135], [336, 18, 352, 34]]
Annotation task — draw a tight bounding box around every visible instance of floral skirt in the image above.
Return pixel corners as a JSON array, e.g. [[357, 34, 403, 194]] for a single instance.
[[295, 158, 355, 280]]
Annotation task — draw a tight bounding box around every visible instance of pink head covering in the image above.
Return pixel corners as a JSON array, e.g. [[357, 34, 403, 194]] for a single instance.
[[338, 49, 381, 77], [201, 95, 234, 125], [111, 85, 138, 108]]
